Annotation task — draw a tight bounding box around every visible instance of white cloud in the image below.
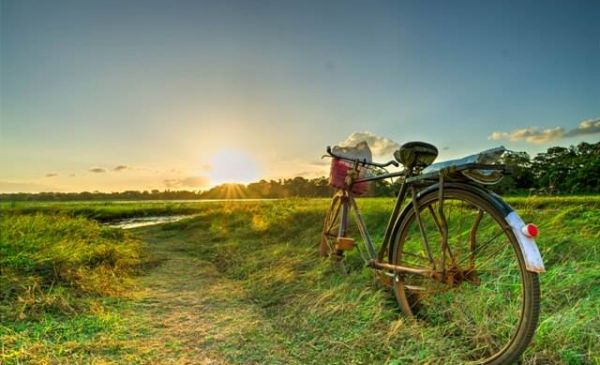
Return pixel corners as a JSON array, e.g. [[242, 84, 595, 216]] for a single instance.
[[489, 127, 564, 144], [489, 117, 600, 144], [340, 131, 400, 157], [564, 118, 600, 137]]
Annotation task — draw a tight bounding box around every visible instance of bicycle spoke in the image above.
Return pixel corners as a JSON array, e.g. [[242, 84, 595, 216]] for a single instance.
[[326, 200, 342, 233], [391, 190, 536, 364], [471, 242, 513, 271], [411, 188, 436, 268], [458, 229, 505, 267], [427, 204, 457, 265], [468, 209, 484, 267]]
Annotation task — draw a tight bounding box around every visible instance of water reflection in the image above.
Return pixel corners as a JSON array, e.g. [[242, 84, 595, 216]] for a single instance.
[[106, 215, 195, 229]]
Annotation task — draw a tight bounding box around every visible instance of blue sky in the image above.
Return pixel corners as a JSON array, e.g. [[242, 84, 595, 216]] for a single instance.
[[1, 0, 598, 192]]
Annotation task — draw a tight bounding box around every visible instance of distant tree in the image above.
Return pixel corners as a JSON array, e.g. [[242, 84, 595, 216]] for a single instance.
[[371, 178, 396, 197], [569, 142, 600, 193], [2, 142, 598, 201], [530, 142, 599, 194], [492, 151, 534, 194]]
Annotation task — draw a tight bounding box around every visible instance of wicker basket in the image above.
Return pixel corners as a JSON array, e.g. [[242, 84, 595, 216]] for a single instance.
[[329, 159, 369, 195]]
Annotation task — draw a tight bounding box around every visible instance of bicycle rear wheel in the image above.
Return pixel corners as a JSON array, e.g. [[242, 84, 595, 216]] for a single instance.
[[390, 187, 540, 364]]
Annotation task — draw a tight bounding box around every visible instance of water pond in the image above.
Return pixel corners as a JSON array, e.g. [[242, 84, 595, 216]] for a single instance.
[[106, 215, 196, 229]]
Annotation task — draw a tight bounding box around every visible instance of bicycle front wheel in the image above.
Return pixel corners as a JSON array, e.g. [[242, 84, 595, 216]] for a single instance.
[[390, 187, 540, 365], [320, 191, 343, 258]]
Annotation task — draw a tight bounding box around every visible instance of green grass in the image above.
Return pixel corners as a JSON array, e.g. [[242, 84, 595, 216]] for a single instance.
[[0, 212, 145, 364], [1, 195, 597, 220], [1, 197, 599, 364], [0, 200, 222, 221]]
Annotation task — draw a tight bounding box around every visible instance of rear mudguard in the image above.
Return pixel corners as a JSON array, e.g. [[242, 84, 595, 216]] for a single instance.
[[389, 182, 545, 273]]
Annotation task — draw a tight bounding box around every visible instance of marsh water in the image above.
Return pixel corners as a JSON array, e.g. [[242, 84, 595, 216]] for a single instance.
[[106, 214, 195, 229]]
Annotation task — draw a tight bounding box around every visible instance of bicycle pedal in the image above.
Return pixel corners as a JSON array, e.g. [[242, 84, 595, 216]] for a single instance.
[[335, 237, 356, 250]]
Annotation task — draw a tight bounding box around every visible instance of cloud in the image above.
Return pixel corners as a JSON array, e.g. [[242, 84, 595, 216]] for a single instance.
[[113, 165, 129, 172], [564, 118, 600, 137], [489, 127, 565, 144], [489, 117, 600, 144], [340, 131, 400, 156], [89, 167, 106, 173], [45, 173, 58, 177], [163, 176, 210, 189]]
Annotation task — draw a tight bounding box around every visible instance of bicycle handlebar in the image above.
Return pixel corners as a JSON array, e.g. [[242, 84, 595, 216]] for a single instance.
[[326, 146, 399, 168]]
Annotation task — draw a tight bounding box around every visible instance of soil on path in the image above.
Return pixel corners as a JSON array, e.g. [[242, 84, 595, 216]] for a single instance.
[[116, 228, 291, 365]]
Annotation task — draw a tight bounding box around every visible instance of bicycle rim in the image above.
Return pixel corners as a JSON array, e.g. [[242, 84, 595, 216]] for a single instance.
[[320, 191, 343, 258], [391, 188, 539, 364]]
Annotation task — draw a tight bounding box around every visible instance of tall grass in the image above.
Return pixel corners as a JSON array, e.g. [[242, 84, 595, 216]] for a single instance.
[[1, 197, 598, 364], [142, 198, 599, 364], [0, 201, 211, 221], [0, 212, 143, 363]]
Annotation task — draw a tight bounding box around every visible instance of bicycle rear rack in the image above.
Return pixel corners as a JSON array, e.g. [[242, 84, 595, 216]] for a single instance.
[[406, 163, 510, 184]]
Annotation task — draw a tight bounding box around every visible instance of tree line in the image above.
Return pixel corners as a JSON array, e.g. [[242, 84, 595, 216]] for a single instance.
[[2, 142, 598, 201]]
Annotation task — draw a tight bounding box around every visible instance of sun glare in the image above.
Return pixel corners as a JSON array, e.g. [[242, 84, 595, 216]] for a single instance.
[[208, 149, 261, 185]]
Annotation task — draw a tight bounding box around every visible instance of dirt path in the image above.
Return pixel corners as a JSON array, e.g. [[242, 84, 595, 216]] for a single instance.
[[118, 229, 291, 365]]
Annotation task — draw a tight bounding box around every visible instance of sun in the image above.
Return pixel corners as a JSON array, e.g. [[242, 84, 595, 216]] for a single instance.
[[208, 149, 261, 185]]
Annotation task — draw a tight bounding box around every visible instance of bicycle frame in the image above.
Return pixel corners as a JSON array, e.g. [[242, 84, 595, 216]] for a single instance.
[[335, 166, 438, 281], [334, 160, 545, 281]]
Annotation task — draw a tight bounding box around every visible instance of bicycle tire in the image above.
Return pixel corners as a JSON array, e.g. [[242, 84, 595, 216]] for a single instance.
[[320, 191, 343, 258], [389, 187, 540, 365]]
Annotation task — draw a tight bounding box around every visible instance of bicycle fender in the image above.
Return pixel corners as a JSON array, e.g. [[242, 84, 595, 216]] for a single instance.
[[484, 189, 545, 273], [505, 211, 545, 273], [392, 182, 545, 273]]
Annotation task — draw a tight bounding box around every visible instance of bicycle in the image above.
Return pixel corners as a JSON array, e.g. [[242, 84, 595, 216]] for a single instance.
[[319, 141, 544, 365]]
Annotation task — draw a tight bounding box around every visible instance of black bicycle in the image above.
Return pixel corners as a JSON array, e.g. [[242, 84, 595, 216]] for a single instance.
[[320, 141, 544, 365]]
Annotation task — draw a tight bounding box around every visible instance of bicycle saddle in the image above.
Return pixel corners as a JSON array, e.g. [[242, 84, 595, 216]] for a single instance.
[[394, 141, 438, 169]]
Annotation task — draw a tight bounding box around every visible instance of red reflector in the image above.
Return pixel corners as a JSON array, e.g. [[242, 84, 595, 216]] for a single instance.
[[521, 224, 538, 238]]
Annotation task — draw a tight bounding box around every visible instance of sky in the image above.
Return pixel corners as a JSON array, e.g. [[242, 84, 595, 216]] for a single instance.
[[1, 0, 599, 192]]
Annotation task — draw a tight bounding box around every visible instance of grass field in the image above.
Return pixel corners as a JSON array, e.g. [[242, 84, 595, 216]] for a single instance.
[[1, 197, 599, 364]]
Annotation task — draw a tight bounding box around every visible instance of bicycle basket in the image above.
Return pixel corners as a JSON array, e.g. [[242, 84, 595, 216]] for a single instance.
[[329, 159, 370, 195]]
